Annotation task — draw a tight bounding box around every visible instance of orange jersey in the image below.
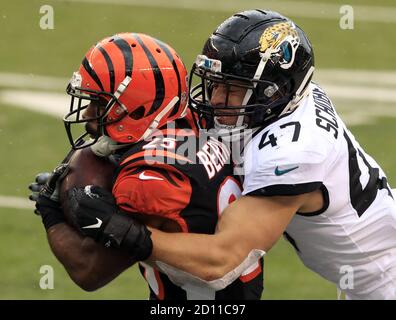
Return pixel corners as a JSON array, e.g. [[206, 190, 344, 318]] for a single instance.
[[112, 119, 263, 300]]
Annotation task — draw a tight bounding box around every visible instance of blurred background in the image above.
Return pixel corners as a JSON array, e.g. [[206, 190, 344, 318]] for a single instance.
[[0, 0, 395, 299]]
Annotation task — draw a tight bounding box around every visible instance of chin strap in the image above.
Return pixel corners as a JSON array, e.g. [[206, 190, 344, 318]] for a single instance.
[[90, 135, 130, 157], [213, 118, 250, 143]]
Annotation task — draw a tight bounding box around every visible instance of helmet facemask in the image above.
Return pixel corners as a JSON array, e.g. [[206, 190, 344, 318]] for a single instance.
[[64, 72, 131, 149], [189, 55, 292, 136]]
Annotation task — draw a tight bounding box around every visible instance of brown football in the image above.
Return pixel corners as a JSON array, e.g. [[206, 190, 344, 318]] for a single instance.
[[59, 147, 116, 227]]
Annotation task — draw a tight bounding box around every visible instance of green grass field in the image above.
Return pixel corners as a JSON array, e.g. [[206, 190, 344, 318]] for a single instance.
[[0, 0, 395, 299]]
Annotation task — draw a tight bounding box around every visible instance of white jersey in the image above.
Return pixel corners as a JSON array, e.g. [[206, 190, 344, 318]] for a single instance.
[[242, 82, 396, 299]]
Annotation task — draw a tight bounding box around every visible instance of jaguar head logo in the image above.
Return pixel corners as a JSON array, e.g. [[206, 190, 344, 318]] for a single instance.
[[259, 21, 300, 70]]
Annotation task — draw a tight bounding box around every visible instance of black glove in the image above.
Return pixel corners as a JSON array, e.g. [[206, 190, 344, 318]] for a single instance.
[[30, 164, 69, 231], [68, 185, 153, 261], [29, 144, 76, 206], [28, 172, 51, 203], [67, 185, 116, 240]]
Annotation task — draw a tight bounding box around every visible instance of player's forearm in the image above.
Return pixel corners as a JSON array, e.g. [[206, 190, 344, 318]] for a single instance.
[[147, 195, 298, 281], [46, 223, 134, 291], [148, 229, 238, 281], [46, 223, 100, 290], [145, 206, 253, 280]]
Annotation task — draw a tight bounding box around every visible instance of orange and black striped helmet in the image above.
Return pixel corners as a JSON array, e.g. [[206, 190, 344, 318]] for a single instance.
[[64, 33, 188, 149]]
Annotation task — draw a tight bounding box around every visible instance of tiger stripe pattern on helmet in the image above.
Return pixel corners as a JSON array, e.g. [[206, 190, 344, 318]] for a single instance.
[[82, 57, 104, 91], [64, 33, 189, 147], [97, 46, 115, 94], [134, 33, 165, 116], [112, 35, 133, 77], [154, 39, 183, 117]]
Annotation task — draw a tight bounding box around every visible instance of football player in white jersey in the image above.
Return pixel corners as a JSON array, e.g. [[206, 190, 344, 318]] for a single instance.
[[70, 10, 396, 299]]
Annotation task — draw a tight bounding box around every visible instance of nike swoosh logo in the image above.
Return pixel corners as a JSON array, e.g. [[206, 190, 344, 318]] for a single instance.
[[139, 171, 164, 181], [82, 218, 103, 229], [275, 166, 299, 176]]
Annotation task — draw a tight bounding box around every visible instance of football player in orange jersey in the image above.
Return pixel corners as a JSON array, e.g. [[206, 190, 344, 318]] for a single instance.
[[29, 33, 263, 299]]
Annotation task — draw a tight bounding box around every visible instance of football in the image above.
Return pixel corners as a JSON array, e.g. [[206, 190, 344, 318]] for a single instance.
[[59, 147, 116, 227]]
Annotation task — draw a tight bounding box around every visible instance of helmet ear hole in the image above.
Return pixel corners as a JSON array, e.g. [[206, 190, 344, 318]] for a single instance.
[[129, 106, 146, 120]]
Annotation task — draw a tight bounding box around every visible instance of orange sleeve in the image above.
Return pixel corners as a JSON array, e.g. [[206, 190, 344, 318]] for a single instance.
[[112, 161, 192, 232]]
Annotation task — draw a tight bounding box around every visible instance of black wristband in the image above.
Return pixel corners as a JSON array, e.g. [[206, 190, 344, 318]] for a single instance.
[[102, 211, 153, 261], [123, 223, 153, 261], [36, 196, 65, 231], [40, 206, 65, 231], [101, 212, 134, 247]]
